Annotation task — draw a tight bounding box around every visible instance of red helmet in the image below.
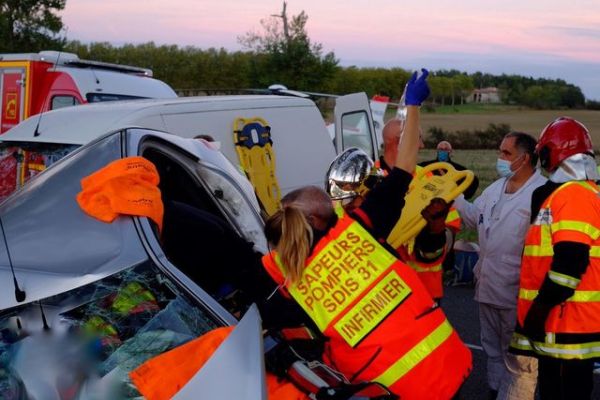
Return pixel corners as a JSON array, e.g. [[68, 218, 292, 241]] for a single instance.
[[536, 117, 594, 172]]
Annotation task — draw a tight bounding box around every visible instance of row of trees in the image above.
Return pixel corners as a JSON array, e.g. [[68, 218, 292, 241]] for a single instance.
[[1, 1, 589, 109], [64, 40, 586, 109], [425, 123, 512, 149], [438, 70, 586, 109]]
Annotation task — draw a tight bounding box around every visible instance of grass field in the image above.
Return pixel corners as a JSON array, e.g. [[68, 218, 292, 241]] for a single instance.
[[398, 104, 600, 243], [386, 104, 600, 148]]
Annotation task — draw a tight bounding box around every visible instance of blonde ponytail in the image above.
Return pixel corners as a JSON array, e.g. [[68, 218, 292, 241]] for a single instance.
[[265, 205, 313, 284]]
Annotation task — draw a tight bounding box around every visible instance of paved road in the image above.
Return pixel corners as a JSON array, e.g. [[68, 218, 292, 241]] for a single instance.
[[442, 284, 600, 399]]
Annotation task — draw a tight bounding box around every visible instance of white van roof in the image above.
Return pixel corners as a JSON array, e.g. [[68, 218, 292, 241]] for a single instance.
[[61, 67, 177, 100], [1, 95, 314, 144]]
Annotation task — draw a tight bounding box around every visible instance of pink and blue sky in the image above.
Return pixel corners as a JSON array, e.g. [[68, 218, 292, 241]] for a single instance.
[[62, 0, 600, 99]]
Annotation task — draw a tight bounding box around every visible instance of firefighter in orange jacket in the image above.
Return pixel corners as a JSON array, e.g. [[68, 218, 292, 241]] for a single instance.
[[372, 119, 461, 301], [262, 70, 472, 400], [510, 117, 600, 399]]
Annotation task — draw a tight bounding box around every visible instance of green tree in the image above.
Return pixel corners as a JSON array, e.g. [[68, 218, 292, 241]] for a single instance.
[[452, 74, 474, 105], [238, 2, 338, 91], [0, 0, 66, 52], [429, 76, 453, 105]]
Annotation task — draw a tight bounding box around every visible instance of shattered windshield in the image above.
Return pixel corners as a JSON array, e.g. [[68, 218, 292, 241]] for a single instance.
[[0, 142, 79, 203], [0, 260, 220, 399]]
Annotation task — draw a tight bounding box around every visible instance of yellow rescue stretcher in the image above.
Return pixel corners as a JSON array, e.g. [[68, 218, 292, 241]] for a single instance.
[[233, 117, 281, 216], [387, 162, 474, 248]]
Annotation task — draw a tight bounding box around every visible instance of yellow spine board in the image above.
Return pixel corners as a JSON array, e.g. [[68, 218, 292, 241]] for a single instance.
[[387, 162, 474, 248], [233, 117, 282, 216]]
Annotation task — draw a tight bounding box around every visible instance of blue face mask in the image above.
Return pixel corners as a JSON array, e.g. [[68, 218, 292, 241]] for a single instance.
[[437, 150, 450, 162], [496, 158, 514, 178]]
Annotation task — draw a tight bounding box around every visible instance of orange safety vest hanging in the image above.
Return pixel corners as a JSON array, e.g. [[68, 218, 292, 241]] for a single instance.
[[262, 209, 471, 399], [76, 156, 164, 231], [512, 180, 600, 359]]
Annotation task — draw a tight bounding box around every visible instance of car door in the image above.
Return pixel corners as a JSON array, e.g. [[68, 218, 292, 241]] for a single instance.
[[334, 92, 378, 160]]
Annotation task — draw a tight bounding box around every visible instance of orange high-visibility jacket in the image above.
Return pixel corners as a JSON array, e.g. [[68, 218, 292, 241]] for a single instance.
[[262, 210, 471, 399], [374, 161, 460, 299], [512, 181, 600, 359]]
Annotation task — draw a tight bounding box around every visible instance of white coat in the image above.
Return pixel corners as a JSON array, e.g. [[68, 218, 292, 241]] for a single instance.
[[454, 170, 547, 308]]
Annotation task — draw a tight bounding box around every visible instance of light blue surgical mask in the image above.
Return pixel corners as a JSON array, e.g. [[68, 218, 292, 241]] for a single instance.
[[496, 158, 514, 178], [496, 154, 525, 178], [437, 150, 450, 162]]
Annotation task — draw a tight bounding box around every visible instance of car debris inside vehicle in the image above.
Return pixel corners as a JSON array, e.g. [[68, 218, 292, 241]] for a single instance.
[[0, 260, 220, 398]]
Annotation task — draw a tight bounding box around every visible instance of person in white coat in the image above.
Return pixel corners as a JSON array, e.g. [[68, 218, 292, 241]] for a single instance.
[[454, 132, 547, 400]]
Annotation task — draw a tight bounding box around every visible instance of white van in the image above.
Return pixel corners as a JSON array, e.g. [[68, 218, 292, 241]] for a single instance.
[[0, 93, 377, 204]]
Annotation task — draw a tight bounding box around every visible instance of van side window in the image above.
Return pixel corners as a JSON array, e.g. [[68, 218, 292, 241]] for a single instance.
[[341, 111, 375, 159], [86, 93, 144, 103], [51, 95, 80, 110]]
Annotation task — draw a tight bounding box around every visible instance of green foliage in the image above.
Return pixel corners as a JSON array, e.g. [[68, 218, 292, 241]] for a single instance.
[[424, 123, 511, 149], [586, 100, 600, 110], [427, 103, 518, 114], [65, 41, 255, 90], [469, 72, 585, 108], [326, 67, 411, 98], [63, 38, 587, 111], [0, 0, 66, 52], [237, 6, 338, 91]]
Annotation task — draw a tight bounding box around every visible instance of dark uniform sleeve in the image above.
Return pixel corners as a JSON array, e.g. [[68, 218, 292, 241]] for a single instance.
[[536, 242, 590, 306], [414, 229, 446, 262], [529, 181, 588, 306], [352, 167, 447, 260], [522, 182, 591, 340], [352, 167, 412, 239], [230, 252, 315, 330]]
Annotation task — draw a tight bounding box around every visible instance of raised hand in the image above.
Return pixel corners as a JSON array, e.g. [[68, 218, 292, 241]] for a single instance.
[[405, 68, 430, 106]]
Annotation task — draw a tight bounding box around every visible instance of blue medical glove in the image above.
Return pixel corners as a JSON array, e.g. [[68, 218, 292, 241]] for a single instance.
[[405, 68, 430, 106]]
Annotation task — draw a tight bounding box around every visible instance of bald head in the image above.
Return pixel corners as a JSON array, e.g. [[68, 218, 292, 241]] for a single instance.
[[382, 119, 404, 145], [437, 141, 452, 152], [381, 118, 424, 167]]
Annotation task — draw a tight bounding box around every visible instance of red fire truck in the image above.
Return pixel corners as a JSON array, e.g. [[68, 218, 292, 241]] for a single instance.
[[0, 51, 177, 199], [0, 51, 176, 134]]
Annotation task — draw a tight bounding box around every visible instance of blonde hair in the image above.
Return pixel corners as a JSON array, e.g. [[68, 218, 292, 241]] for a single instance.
[[264, 186, 333, 284], [265, 205, 313, 284]]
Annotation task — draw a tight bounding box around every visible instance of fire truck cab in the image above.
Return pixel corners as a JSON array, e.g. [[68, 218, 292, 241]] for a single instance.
[[0, 51, 176, 133]]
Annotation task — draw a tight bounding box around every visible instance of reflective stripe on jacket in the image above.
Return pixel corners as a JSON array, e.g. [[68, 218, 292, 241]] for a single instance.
[[262, 210, 472, 399], [513, 180, 600, 359], [396, 241, 445, 300]]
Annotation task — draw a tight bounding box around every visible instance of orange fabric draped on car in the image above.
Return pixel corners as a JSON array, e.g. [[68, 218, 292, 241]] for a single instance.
[[76, 156, 163, 231], [130, 326, 307, 400]]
